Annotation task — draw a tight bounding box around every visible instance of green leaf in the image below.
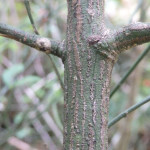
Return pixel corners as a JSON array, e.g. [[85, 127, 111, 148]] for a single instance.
[[2, 64, 24, 87], [16, 127, 32, 139], [14, 112, 24, 125], [35, 89, 46, 98], [14, 75, 41, 87]]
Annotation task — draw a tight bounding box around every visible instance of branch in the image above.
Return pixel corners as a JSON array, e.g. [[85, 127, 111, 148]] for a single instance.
[[24, 0, 39, 35], [89, 22, 150, 58], [128, 0, 143, 23], [47, 54, 64, 91], [110, 44, 150, 98], [8, 136, 38, 150], [23, 0, 64, 91], [0, 23, 64, 59], [108, 96, 150, 128], [111, 22, 150, 52]]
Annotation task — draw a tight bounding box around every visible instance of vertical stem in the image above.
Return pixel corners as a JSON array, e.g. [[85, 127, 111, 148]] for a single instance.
[[64, 1, 112, 149], [64, 54, 114, 149]]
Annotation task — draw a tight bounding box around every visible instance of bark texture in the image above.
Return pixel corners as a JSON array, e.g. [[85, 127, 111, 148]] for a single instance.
[[63, 0, 116, 149]]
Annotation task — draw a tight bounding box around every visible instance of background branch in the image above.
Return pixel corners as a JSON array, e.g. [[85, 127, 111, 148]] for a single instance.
[[108, 96, 150, 128], [24, 0, 39, 35], [24, 0, 64, 91], [110, 44, 150, 98]]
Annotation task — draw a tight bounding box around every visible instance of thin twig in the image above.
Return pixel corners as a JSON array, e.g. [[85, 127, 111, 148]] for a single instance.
[[110, 44, 150, 98], [24, 88, 63, 144], [108, 96, 150, 128], [8, 136, 38, 150], [23, 0, 64, 91], [47, 55, 64, 91], [24, 0, 39, 35], [128, 0, 143, 23]]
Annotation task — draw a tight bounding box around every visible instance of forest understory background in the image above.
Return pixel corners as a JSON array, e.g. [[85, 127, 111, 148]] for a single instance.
[[0, 0, 150, 150]]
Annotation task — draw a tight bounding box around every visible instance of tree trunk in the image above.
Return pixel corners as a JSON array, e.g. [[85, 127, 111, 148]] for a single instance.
[[63, 0, 115, 149], [64, 52, 114, 149]]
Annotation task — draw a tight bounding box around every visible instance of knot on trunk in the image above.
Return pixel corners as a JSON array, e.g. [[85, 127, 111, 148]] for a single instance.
[[88, 35, 119, 62], [88, 35, 101, 45]]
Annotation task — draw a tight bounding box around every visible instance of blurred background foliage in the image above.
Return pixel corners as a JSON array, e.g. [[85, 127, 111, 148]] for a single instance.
[[0, 0, 150, 150]]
